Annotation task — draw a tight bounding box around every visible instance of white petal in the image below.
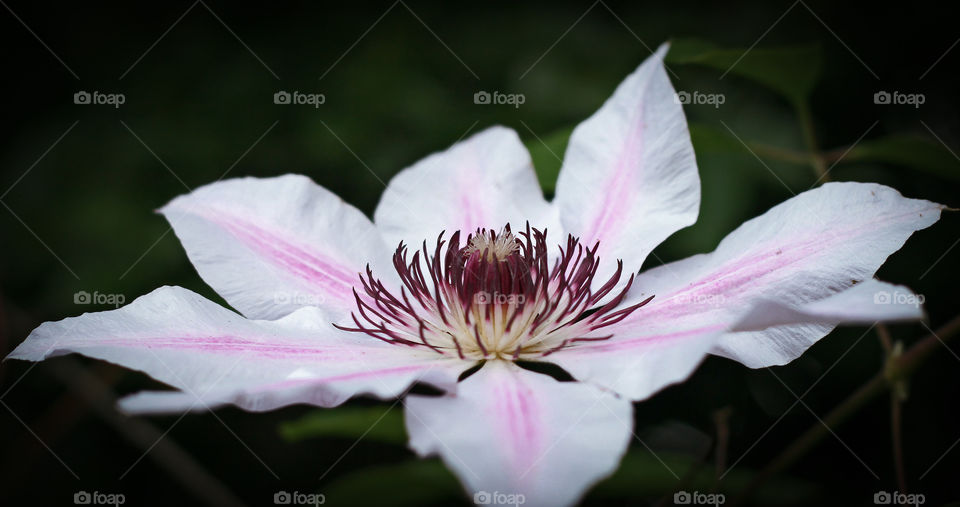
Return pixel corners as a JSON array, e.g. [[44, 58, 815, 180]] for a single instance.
[[8, 286, 470, 414], [374, 126, 559, 249], [405, 361, 631, 507], [537, 314, 724, 402], [161, 174, 394, 320], [623, 181, 941, 369], [731, 279, 925, 332], [554, 43, 699, 283]]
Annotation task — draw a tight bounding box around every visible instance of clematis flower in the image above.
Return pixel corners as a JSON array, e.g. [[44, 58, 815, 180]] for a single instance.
[[8, 45, 943, 506]]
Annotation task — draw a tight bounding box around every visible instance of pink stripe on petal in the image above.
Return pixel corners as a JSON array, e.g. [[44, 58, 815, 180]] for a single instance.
[[585, 116, 644, 247], [569, 324, 726, 354], [494, 377, 542, 476], [634, 230, 861, 325], [200, 210, 359, 303], [251, 363, 434, 392], [636, 216, 907, 324], [78, 335, 361, 360], [405, 362, 632, 506]]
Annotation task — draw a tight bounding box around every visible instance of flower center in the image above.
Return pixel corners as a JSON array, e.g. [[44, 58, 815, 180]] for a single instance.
[[463, 226, 521, 261], [336, 224, 652, 360]]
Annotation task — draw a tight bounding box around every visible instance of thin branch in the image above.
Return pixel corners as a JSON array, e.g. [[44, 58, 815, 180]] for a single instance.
[[795, 99, 829, 181], [891, 391, 907, 493], [714, 406, 733, 482], [48, 358, 248, 507], [749, 143, 811, 165], [730, 314, 960, 506], [877, 324, 894, 354], [878, 323, 908, 493]]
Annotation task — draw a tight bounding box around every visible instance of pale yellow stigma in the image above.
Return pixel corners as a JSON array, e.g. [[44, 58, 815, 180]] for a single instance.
[[463, 228, 520, 262]]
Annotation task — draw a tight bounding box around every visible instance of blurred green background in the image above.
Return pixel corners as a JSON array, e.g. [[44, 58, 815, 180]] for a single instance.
[[1, 1, 958, 505]]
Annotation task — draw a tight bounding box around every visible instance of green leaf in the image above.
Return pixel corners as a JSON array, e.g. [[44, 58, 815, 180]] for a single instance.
[[323, 460, 465, 507], [320, 451, 816, 506], [841, 134, 960, 181], [593, 451, 817, 504], [690, 122, 811, 165], [525, 126, 573, 196], [689, 122, 749, 155], [667, 38, 822, 103], [278, 406, 406, 445]]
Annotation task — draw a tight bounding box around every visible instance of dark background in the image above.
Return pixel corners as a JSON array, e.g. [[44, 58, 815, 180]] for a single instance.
[[1, 1, 958, 505]]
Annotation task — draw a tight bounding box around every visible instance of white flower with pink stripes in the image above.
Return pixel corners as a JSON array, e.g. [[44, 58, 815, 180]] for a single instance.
[[9, 45, 943, 506]]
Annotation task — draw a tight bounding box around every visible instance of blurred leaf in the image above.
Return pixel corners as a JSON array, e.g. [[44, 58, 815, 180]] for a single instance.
[[747, 355, 823, 418], [689, 122, 748, 155], [594, 451, 817, 504], [525, 126, 572, 195], [668, 38, 821, 103], [639, 420, 712, 458], [840, 134, 960, 181], [691, 122, 811, 165], [323, 451, 816, 506], [323, 459, 464, 507], [278, 406, 405, 444]]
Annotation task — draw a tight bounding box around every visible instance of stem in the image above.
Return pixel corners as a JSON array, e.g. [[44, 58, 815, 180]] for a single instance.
[[877, 324, 893, 354], [714, 406, 733, 481], [891, 392, 907, 493], [795, 99, 830, 182], [49, 358, 248, 507], [878, 323, 908, 493], [730, 314, 960, 505], [749, 143, 810, 165]]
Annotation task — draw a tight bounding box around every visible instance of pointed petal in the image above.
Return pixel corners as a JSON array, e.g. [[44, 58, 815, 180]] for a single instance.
[[161, 174, 393, 320], [405, 361, 631, 507], [554, 44, 699, 283], [538, 317, 724, 402], [374, 126, 559, 248], [621, 181, 941, 369], [731, 279, 925, 332], [8, 286, 471, 414]]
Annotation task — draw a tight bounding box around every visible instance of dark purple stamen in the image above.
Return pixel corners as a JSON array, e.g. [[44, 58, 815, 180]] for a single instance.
[[333, 223, 652, 359]]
